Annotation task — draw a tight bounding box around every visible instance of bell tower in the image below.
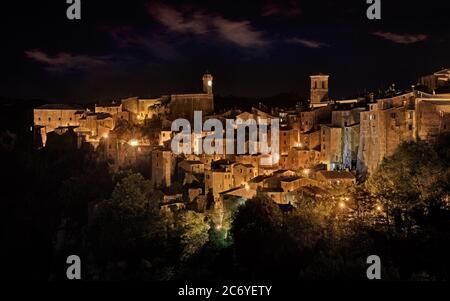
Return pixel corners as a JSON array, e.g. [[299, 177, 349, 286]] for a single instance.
[[310, 74, 329, 105], [203, 73, 213, 94]]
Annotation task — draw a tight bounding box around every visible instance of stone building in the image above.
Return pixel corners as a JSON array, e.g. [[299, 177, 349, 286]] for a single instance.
[[95, 102, 130, 122], [104, 133, 151, 170], [299, 129, 321, 151], [286, 147, 321, 171], [234, 154, 266, 172], [34, 104, 85, 145], [329, 106, 365, 170], [205, 167, 233, 200], [419, 68, 450, 92], [169, 73, 214, 121], [77, 112, 115, 141], [232, 163, 258, 187], [320, 125, 342, 170], [357, 92, 417, 174], [178, 160, 205, 185], [279, 126, 299, 155], [355, 92, 450, 175], [179, 159, 205, 174], [331, 107, 364, 128], [159, 130, 172, 146], [121, 97, 164, 123], [342, 124, 360, 170], [316, 170, 356, 186], [310, 74, 330, 107], [299, 106, 331, 134], [415, 97, 450, 143], [95, 102, 121, 115], [151, 147, 176, 188]]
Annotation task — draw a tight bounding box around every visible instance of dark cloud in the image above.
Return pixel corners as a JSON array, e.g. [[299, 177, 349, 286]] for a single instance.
[[24, 49, 114, 73], [146, 2, 268, 48], [261, 0, 302, 17], [146, 2, 209, 34], [372, 32, 428, 44], [212, 16, 268, 48], [105, 26, 181, 60], [287, 37, 328, 48]]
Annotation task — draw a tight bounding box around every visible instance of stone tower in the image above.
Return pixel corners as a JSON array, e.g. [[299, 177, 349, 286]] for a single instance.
[[310, 74, 329, 105], [203, 73, 213, 94]]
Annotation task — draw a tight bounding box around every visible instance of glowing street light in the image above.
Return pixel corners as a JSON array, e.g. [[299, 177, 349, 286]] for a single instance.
[[129, 139, 139, 146], [102, 133, 109, 139], [376, 205, 382, 212], [303, 169, 310, 176], [339, 202, 346, 209]]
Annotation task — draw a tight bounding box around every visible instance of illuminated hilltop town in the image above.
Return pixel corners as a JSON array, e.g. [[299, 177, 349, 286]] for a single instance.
[[33, 69, 450, 211]]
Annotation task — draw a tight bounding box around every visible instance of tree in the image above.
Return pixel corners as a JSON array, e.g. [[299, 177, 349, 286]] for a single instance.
[[175, 210, 210, 262], [59, 163, 113, 227], [231, 194, 298, 279], [89, 173, 164, 263], [113, 119, 143, 141], [365, 140, 449, 234]]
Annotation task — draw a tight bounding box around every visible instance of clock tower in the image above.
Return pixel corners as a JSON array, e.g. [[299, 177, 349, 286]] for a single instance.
[[203, 73, 213, 95]]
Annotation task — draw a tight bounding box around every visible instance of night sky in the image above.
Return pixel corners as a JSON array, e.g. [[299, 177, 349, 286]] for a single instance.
[[1, 0, 449, 103]]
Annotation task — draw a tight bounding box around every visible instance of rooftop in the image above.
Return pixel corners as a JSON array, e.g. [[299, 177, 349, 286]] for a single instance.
[[317, 170, 355, 180], [36, 104, 83, 110], [280, 176, 303, 182], [249, 175, 270, 183]]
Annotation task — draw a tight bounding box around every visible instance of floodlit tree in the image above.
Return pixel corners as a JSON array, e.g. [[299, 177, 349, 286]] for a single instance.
[[175, 210, 210, 261]]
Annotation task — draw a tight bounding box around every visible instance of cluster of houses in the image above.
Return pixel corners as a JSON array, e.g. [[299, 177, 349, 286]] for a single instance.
[[33, 70, 450, 210]]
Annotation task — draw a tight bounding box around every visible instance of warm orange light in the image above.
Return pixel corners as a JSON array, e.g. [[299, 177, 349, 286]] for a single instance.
[[129, 139, 138, 146], [376, 205, 382, 211], [339, 202, 345, 209]]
